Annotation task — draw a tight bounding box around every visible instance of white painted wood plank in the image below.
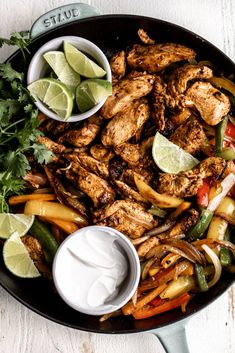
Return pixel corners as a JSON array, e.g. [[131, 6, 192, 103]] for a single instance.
[[0, 1, 234, 353]]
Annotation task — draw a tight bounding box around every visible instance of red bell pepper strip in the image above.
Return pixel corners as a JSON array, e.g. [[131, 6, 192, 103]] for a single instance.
[[225, 122, 235, 141], [132, 293, 191, 319], [197, 180, 210, 207]]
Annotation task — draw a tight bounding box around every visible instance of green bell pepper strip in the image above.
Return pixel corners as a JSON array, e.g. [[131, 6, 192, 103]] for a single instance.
[[194, 263, 209, 292], [215, 116, 228, 155], [29, 218, 59, 262], [218, 147, 235, 160], [187, 209, 213, 241], [219, 248, 233, 266]]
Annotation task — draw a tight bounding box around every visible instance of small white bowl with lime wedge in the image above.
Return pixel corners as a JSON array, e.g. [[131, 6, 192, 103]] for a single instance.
[[27, 36, 112, 122]]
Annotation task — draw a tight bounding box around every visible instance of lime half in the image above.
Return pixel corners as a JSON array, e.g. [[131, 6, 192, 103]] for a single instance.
[[28, 78, 73, 119], [3, 232, 41, 278], [76, 78, 112, 113], [152, 132, 199, 174], [0, 213, 35, 240], [43, 51, 81, 92], [64, 42, 106, 78]]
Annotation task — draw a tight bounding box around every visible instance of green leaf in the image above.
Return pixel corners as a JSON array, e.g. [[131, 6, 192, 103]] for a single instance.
[[0, 63, 23, 82], [32, 143, 55, 164]]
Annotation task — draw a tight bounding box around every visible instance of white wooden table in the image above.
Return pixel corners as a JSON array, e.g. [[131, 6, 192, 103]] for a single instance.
[[0, 1, 234, 352]]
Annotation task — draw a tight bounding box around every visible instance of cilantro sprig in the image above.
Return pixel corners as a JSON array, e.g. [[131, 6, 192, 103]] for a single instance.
[[0, 34, 54, 213]]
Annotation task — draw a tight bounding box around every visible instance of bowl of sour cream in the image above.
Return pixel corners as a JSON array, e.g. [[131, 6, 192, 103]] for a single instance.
[[52, 226, 140, 315]]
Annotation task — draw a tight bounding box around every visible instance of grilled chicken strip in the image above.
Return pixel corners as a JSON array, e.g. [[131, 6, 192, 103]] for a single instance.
[[64, 155, 115, 207], [77, 153, 109, 179], [90, 144, 114, 162], [37, 136, 66, 154], [114, 179, 149, 205], [167, 65, 213, 99], [151, 76, 167, 131], [110, 50, 126, 80], [93, 200, 156, 238], [127, 43, 196, 73], [57, 114, 102, 147], [101, 99, 150, 147], [114, 143, 141, 166], [138, 28, 155, 45], [39, 119, 70, 136], [157, 157, 227, 197], [185, 82, 231, 125], [44, 166, 88, 218], [169, 117, 210, 155], [169, 108, 192, 128], [100, 72, 154, 119]]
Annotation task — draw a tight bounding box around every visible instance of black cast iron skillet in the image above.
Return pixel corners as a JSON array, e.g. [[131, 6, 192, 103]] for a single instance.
[[0, 4, 234, 353]]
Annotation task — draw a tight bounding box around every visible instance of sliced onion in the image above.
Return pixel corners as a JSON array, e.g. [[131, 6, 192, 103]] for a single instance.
[[201, 244, 222, 288], [146, 244, 197, 263], [207, 173, 235, 213], [215, 212, 235, 226], [141, 257, 158, 280], [131, 235, 151, 246], [163, 239, 206, 265], [144, 220, 176, 237], [125, 214, 154, 230], [33, 187, 53, 194]]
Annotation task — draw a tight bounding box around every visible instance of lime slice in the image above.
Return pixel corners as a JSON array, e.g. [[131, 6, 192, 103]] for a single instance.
[[64, 42, 106, 78], [28, 78, 73, 119], [152, 132, 199, 173], [3, 232, 41, 278], [0, 213, 35, 240], [75, 78, 112, 112], [43, 51, 81, 92]]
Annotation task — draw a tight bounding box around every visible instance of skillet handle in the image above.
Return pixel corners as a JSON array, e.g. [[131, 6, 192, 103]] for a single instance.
[[150, 319, 190, 353], [30, 3, 100, 39]]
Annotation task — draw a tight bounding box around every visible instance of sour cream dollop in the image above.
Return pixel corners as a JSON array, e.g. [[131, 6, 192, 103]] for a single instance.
[[53, 227, 134, 315]]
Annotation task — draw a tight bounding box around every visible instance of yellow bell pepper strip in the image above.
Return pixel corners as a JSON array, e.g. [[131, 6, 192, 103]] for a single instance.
[[132, 292, 191, 320], [29, 218, 59, 262]]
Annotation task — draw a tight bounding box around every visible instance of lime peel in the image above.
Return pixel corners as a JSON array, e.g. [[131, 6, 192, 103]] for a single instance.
[[152, 132, 199, 174], [0, 213, 35, 239]]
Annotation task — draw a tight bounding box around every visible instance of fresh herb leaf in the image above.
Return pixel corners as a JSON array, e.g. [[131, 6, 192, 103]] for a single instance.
[[0, 32, 54, 213]]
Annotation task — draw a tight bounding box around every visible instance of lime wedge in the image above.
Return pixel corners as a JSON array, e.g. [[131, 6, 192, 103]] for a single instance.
[[75, 78, 112, 113], [3, 232, 41, 278], [27, 78, 73, 119], [152, 132, 199, 173], [0, 213, 35, 240], [64, 42, 106, 78], [43, 51, 81, 92]]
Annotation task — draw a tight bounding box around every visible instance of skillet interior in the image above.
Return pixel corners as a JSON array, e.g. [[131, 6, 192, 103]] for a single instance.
[[1, 14, 235, 333]]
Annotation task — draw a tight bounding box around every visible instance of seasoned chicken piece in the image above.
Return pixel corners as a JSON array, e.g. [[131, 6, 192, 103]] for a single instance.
[[21, 235, 51, 278], [169, 117, 211, 155], [39, 119, 70, 136], [93, 200, 156, 238], [151, 76, 167, 131], [64, 155, 115, 207], [185, 82, 231, 125], [158, 209, 199, 240], [110, 50, 126, 80], [23, 171, 48, 189], [138, 29, 155, 45], [90, 144, 114, 162], [157, 157, 227, 197], [169, 108, 192, 127], [168, 65, 213, 98], [58, 114, 102, 147], [77, 153, 109, 179], [101, 99, 150, 147], [121, 168, 154, 186], [37, 136, 66, 154], [114, 143, 141, 166], [44, 166, 88, 218], [138, 237, 159, 258], [100, 73, 154, 119], [127, 43, 196, 73], [114, 179, 149, 205]]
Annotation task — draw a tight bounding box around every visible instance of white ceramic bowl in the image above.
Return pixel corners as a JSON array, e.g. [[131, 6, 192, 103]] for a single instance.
[[52, 226, 141, 316], [27, 36, 112, 122]]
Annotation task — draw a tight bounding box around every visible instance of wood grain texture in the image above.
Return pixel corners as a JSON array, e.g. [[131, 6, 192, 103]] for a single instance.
[[0, 1, 234, 352]]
